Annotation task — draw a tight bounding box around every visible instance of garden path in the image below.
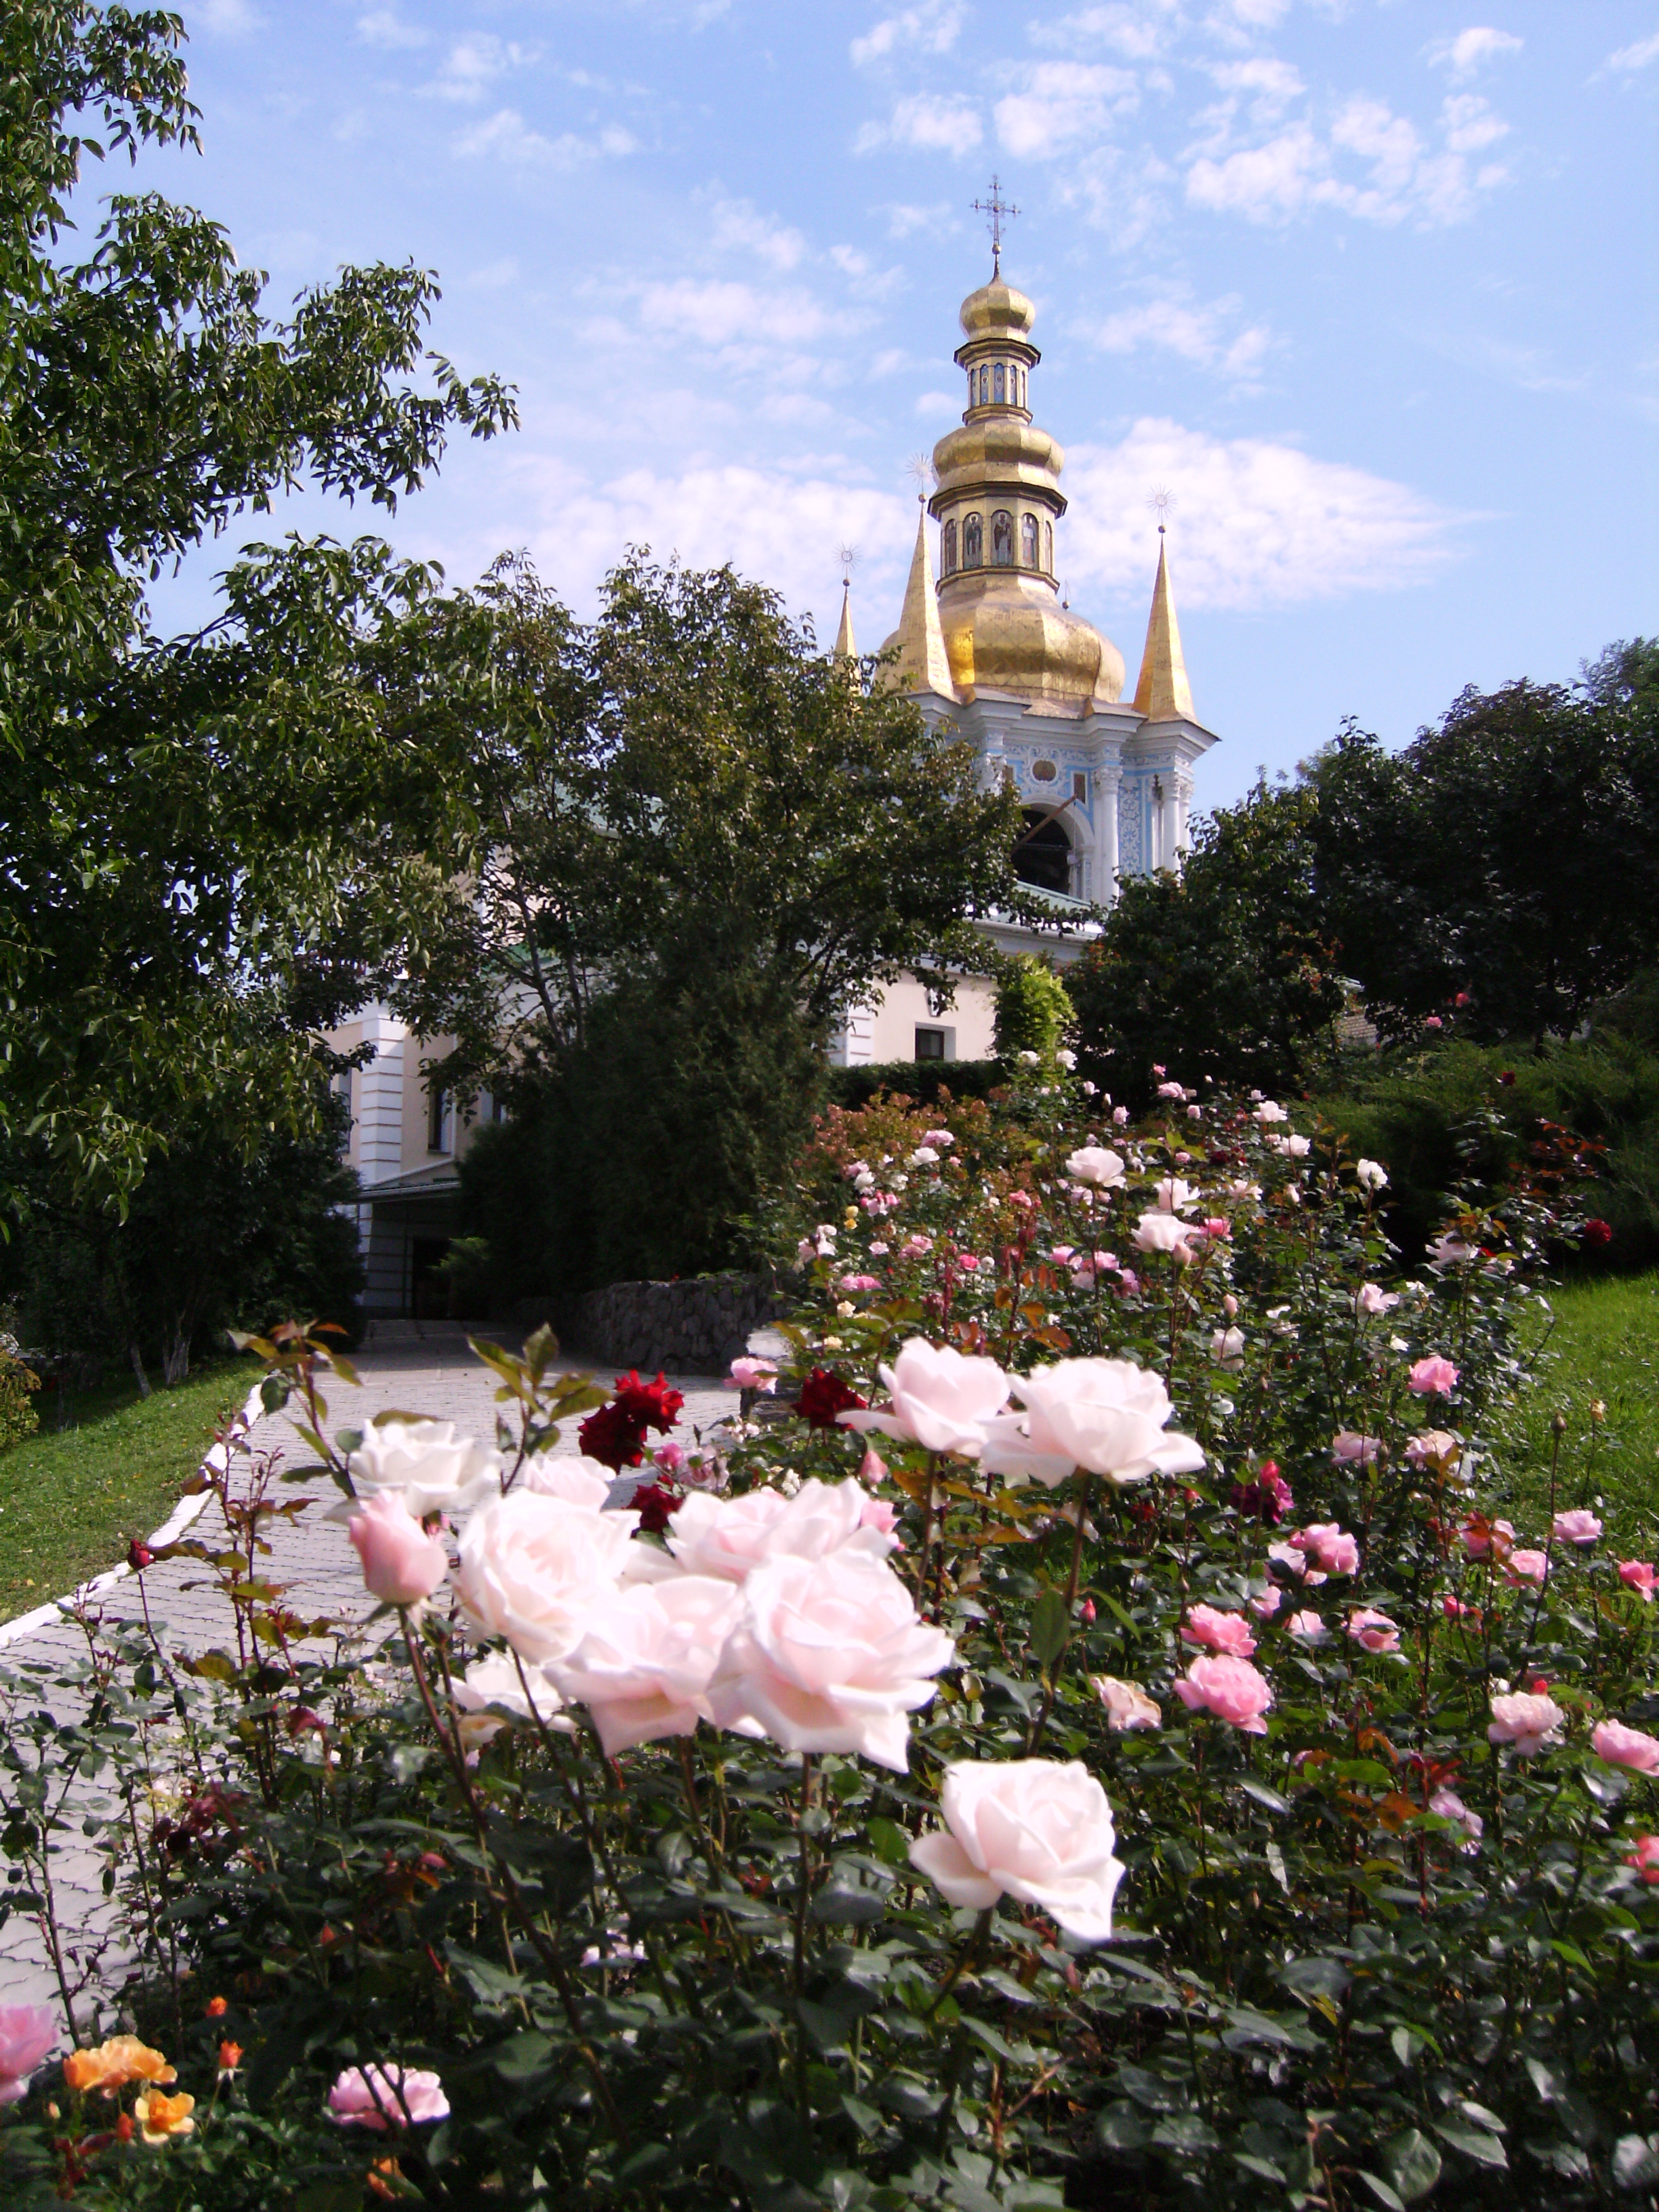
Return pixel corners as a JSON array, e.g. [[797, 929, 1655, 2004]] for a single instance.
[[0, 1324, 734, 2027]]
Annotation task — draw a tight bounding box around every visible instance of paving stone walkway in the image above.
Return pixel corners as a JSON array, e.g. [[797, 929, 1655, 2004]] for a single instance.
[[0, 1324, 735, 2024]]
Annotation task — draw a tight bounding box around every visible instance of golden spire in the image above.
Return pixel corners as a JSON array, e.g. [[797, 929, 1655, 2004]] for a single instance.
[[834, 579, 857, 660], [1131, 529, 1194, 722], [887, 507, 957, 701]]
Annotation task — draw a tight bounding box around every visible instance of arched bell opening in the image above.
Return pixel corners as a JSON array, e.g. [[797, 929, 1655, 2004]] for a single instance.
[[1013, 807, 1076, 896]]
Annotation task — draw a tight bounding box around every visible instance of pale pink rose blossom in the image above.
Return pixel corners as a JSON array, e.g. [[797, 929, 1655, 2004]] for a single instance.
[[1269, 1540, 1326, 1586], [1210, 1327, 1245, 1368], [1408, 1356, 1460, 1395], [1405, 1430, 1459, 1467], [1067, 1146, 1126, 1189], [651, 1441, 689, 1477], [518, 1458, 614, 1509], [1504, 1549, 1549, 1589], [1331, 1433, 1381, 1465], [1174, 1654, 1274, 1734], [1625, 1835, 1659, 1884], [1181, 1603, 1257, 1657], [1347, 1607, 1401, 1654], [979, 1357, 1206, 1489], [328, 2066, 449, 2130], [1200, 1216, 1232, 1241], [857, 1445, 888, 1487], [922, 1129, 955, 1148], [1112, 1105, 1130, 1126], [1461, 1515, 1515, 1559], [840, 1337, 1010, 1456], [1286, 1610, 1329, 1643], [668, 1478, 894, 1582], [1132, 1210, 1197, 1261], [1354, 1283, 1399, 1316], [454, 1489, 636, 1664], [1442, 1594, 1479, 1622], [451, 1651, 571, 1753], [348, 1416, 502, 1520], [347, 1492, 450, 1609], [0, 2004, 56, 2105], [1252, 1101, 1287, 1124], [1156, 1080, 1185, 1100], [1296, 1523, 1360, 1577], [1592, 1720, 1659, 1775], [1617, 1560, 1656, 1601], [705, 1548, 954, 1769], [726, 1357, 779, 1393], [1488, 1691, 1565, 1755], [1429, 1786, 1483, 1850], [1430, 1233, 1477, 1266], [550, 1576, 742, 1756], [838, 1275, 883, 1294], [1355, 1160, 1389, 1192], [1152, 1176, 1198, 1214], [1250, 1585, 1283, 1620], [859, 1496, 901, 1540], [1552, 1509, 1603, 1547], [909, 1759, 1126, 1942], [1094, 1676, 1161, 1731]]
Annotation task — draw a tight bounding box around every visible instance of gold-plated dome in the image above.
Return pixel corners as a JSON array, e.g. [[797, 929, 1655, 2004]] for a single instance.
[[958, 276, 1036, 342], [938, 574, 1124, 712]]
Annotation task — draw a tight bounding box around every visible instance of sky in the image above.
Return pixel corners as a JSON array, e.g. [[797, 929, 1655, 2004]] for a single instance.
[[109, 0, 1659, 806]]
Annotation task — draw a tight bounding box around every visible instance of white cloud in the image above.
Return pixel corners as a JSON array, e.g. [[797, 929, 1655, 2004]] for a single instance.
[[856, 92, 983, 155], [426, 37, 543, 104], [464, 257, 520, 289], [194, 0, 262, 33], [1059, 142, 1174, 250], [884, 200, 956, 237], [356, 7, 428, 47], [1084, 288, 1273, 377], [1033, 4, 1181, 63], [851, 2, 966, 68], [915, 389, 962, 417], [1604, 30, 1659, 73], [1439, 93, 1507, 155], [1427, 28, 1523, 81], [1186, 122, 1325, 222], [994, 63, 1140, 159], [634, 279, 842, 350], [1207, 57, 1305, 117], [710, 198, 806, 272], [455, 111, 636, 167], [1062, 418, 1458, 611]]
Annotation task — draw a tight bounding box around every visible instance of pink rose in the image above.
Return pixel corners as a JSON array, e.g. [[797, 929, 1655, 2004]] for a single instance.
[[451, 1651, 570, 1753], [840, 1337, 1010, 1456], [1429, 1786, 1482, 1851], [1626, 1835, 1659, 1884], [1617, 1560, 1656, 1601], [1094, 1675, 1160, 1731], [1250, 1585, 1282, 1620], [348, 1416, 501, 1520], [922, 1128, 955, 1148], [1347, 1607, 1401, 1654], [1131, 1210, 1197, 1262], [0, 2004, 56, 2106], [347, 1492, 450, 1609], [1295, 1523, 1360, 1577], [857, 1446, 887, 1487], [839, 1275, 883, 1293], [1354, 1284, 1399, 1316], [705, 1547, 954, 1770], [668, 1477, 894, 1582], [1551, 1509, 1603, 1547], [550, 1576, 741, 1756], [979, 1357, 1206, 1489], [1112, 1105, 1129, 1126], [1180, 1603, 1256, 1657], [1592, 1719, 1659, 1775], [1269, 1540, 1325, 1586], [1066, 1147, 1126, 1189], [909, 1759, 1125, 1943], [1174, 1654, 1274, 1734], [1408, 1355, 1459, 1396], [1331, 1432, 1381, 1465], [1152, 1176, 1198, 1215], [328, 2066, 449, 2130], [1488, 1691, 1564, 1755], [859, 1496, 901, 1540], [1461, 1515, 1515, 1559], [454, 1489, 636, 1664], [1504, 1549, 1549, 1589], [1405, 1429, 1459, 1467], [1286, 1610, 1328, 1643], [726, 1357, 778, 1392], [1442, 1593, 1479, 1622]]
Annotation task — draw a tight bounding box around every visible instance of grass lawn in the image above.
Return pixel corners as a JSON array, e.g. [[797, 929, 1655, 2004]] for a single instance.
[[1500, 1270, 1659, 1544], [0, 1359, 257, 1625]]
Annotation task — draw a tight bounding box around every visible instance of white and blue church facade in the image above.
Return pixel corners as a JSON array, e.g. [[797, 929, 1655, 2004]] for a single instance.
[[827, 256, 1218, 1067]]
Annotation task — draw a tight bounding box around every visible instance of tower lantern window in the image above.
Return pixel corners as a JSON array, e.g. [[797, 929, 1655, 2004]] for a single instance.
[[963, 512, 983, 567], [1021, 514, 1038, 567], [991, 510, 1013, 565], [1044, 520, 1054, 573], [942, 518, 958, 575], [994, 362, 1006, 403]]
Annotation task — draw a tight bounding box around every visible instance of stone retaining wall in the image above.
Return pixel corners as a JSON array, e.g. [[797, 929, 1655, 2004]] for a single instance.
[[516, 1273, 791, 1376]]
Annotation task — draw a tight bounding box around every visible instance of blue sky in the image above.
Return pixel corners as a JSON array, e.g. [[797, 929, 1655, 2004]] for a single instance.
[[117, 0, 1658, 806]]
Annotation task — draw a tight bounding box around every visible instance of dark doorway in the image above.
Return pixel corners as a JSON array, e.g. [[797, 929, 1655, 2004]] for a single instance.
[[1015, 808, 1072, 895], [411, 1237, 450, 1319]]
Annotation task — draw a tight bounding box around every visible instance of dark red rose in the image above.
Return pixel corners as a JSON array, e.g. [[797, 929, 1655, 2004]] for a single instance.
[[127, 1538, 155, 1572], [579, 1371, 687, 1471], [1498, 1070, 1516, 1087], [630, 1481, 684, 1535], [1582, 1218, 1614, 1248], [1229, 1461, 1293, 1524], [795, 1368, 867, 1429]]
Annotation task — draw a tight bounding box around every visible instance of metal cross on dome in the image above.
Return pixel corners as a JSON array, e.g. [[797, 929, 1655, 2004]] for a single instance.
[[971, 176, 1020, 274]]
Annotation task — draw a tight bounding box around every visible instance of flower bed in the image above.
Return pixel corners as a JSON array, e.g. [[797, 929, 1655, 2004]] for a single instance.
[[1, 1078, 1655, 2210]]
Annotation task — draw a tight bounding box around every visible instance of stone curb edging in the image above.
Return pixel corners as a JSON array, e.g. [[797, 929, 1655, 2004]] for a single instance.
[[0, 1384, 266, 1652]]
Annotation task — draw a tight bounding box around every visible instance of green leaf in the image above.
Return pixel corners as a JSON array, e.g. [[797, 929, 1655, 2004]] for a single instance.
[[1028, 1589, 1071, 1666], [491, 2032, 555, 2081], [867, 1816, 911, 1866], [1433, 2120, 1508, 2169], [1380, 2129, 1441, 2203], [1612, 2135, 1659, 2190], [1356, 2174, 1406, 2211]]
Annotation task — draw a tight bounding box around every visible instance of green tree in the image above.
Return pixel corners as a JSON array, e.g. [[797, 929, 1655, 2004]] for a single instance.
[[0, 3, 514, 1205], [993, 955, 1074, 1064], [1068, 779, 1345, 1105]]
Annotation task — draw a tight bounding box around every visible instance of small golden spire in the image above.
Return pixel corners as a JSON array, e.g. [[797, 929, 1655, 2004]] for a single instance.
[[1132, 527, 1194, 722], [834, 545, 858, 659], [888, 506, 956, 701]]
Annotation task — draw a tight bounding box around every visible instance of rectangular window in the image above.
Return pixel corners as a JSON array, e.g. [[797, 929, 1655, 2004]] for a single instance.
[[427, 1088, 452, 1154], [1073, 771, 1089, 803], [914, 1027, 947, 1062]]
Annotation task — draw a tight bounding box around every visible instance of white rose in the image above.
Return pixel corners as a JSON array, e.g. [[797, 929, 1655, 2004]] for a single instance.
[[453, 1490, 637, 1664], [1094, 1676, 1160, 1732], [516, 1457, 614, 1509], [667, 1477, 895, 1581], [909, 1146, 940, 1166], [1253, 1101, 1288, 1124], [1210, 1327, 1245, 1369], [347, 1417, 502, 1519], [1131, 1210, 1197, 1260], [705, 1549, 954, 1770], [1355, 1159, 1388, 1191], [1152, 1176, 1198, 1215], [1065, 1146, 1124, 1189], [1057, 1049, 1078, 1071], [840, 1337, 1010, 1456], [549, 1576, 741, 1756], [451, 1650, 571, 1752], [909, 1760, 1126, 1944], [979, 1357, 1205, 1488]]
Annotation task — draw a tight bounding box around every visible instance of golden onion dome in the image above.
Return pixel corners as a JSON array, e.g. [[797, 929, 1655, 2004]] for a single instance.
[[933, 577, 1125, 713], [958, 276, 1036, 343]]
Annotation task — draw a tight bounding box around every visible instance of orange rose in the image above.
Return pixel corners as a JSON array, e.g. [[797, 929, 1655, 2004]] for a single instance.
[[217, 2041, 243, 2075], [134, 2089, 196, 2144], [63, 2036, 176, 2096], [205, 1997, 228, 2019]]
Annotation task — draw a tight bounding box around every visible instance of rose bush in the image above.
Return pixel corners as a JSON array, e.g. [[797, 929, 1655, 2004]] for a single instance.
[[0, 1076, 1654, 2210]]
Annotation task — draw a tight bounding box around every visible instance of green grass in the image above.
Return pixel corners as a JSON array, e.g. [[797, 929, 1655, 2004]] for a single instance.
[[0, 1359, 256, 1624], [1500, 1271, 1659, 1545]]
